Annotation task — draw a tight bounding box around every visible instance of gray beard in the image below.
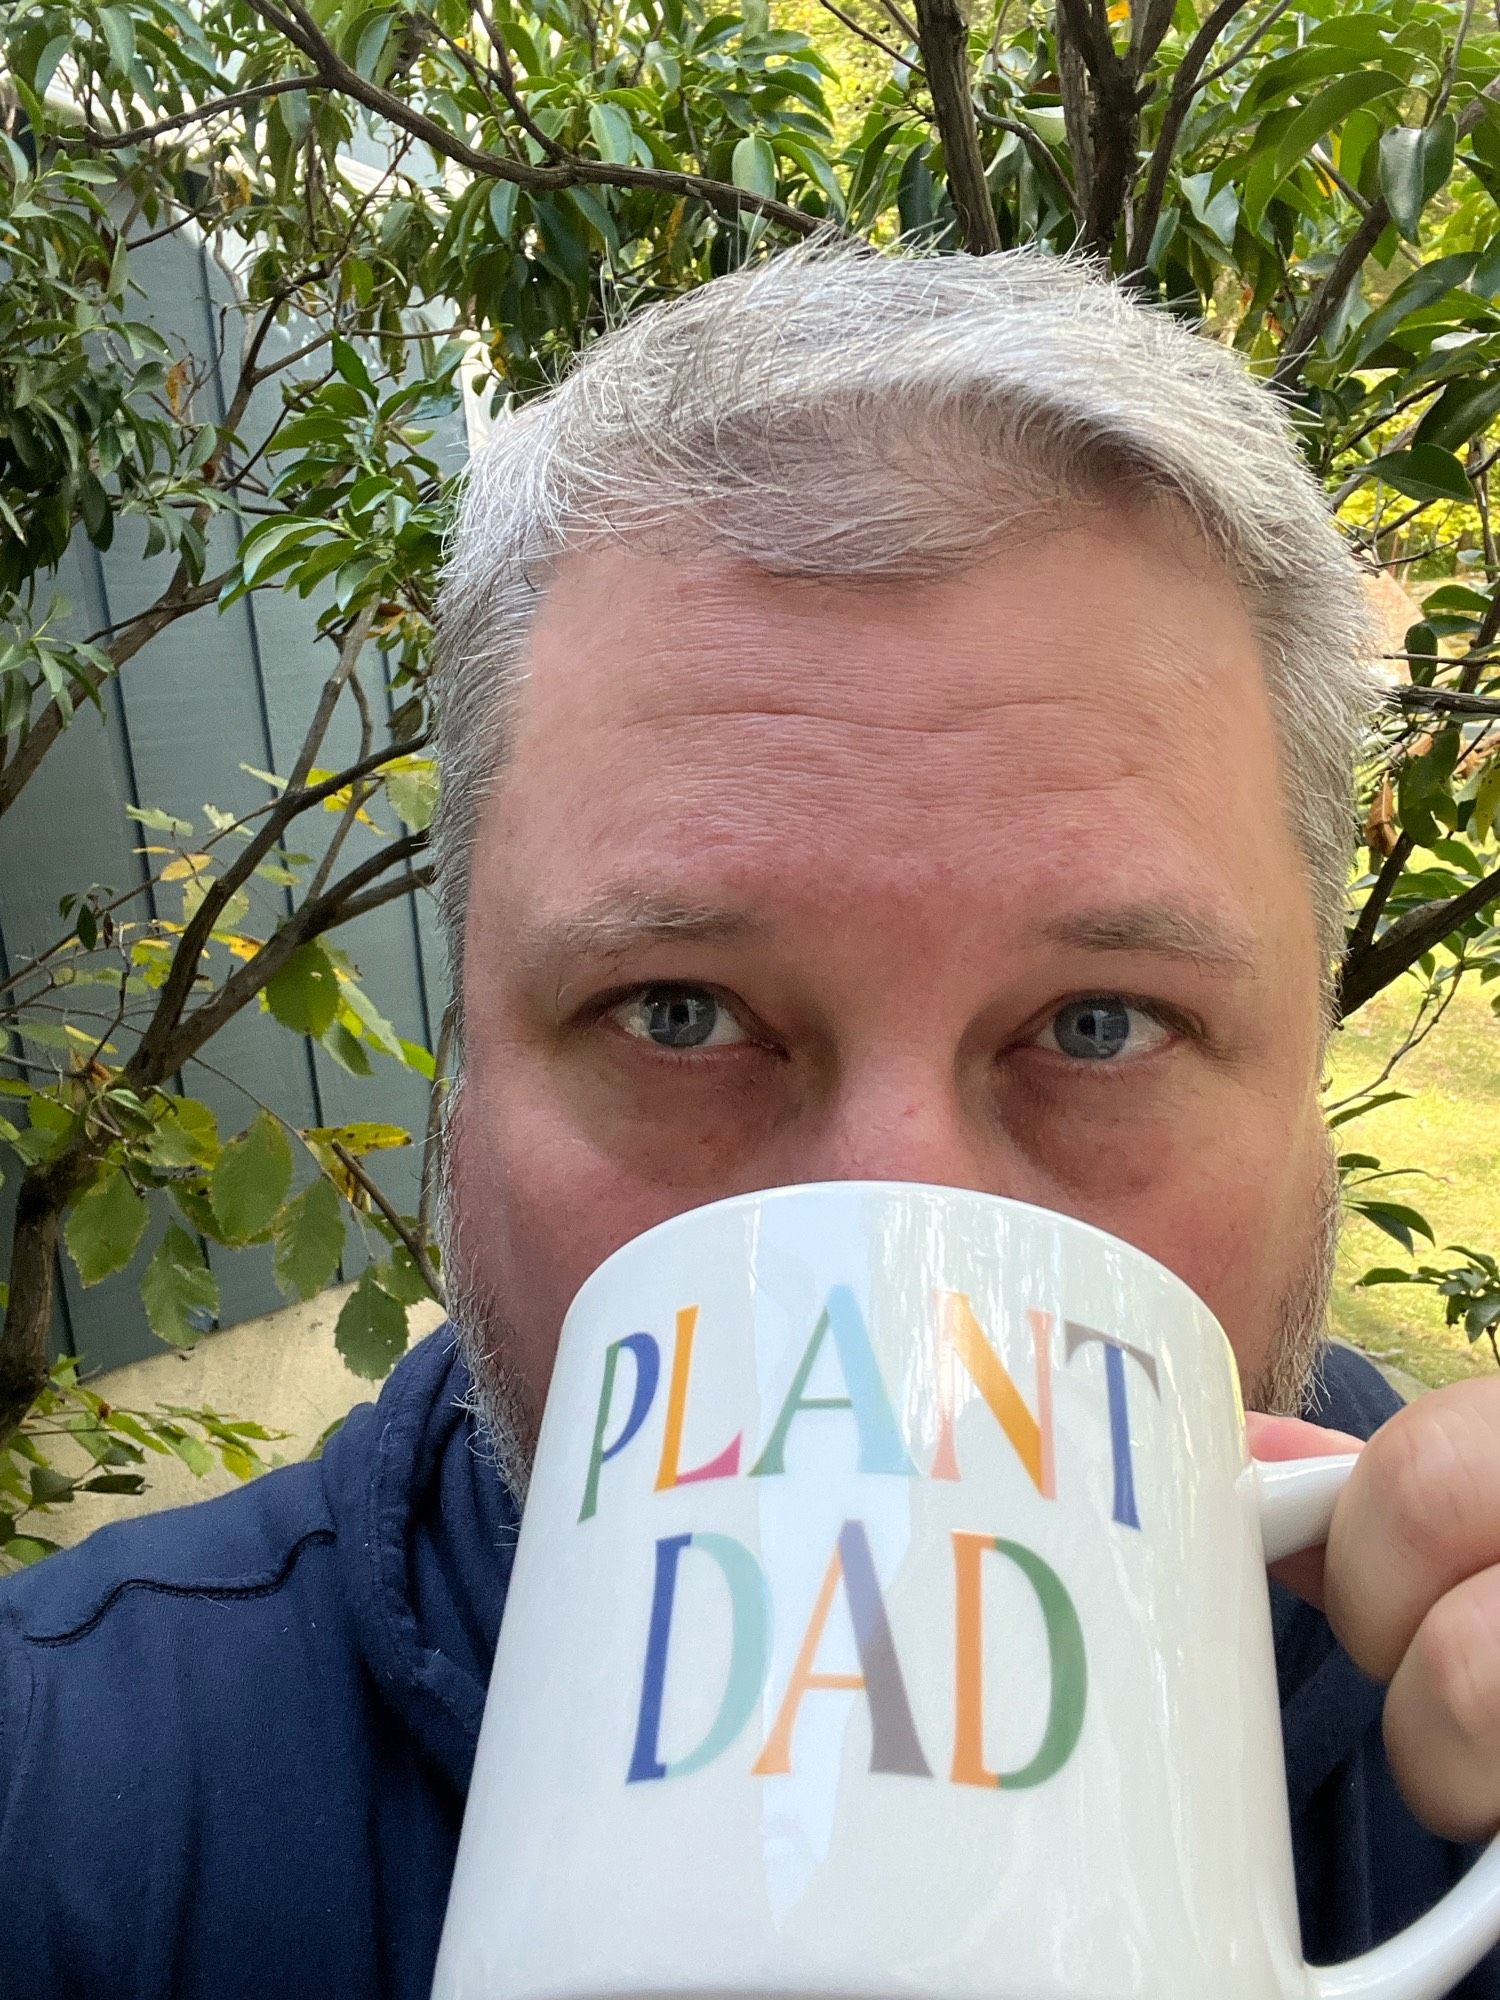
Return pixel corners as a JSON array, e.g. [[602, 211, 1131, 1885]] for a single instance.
[[439, 1148, 1342, 1493]]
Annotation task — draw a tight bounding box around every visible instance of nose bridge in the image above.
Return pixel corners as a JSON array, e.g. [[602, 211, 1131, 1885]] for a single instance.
[[790, 1041, 1003, 1195]]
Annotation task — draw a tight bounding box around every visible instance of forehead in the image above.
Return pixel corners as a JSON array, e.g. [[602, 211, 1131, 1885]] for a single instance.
[[474, 512, 1301, 957]]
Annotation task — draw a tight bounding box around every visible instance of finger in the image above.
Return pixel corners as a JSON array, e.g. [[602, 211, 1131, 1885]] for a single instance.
[[1324, 1380, 1500, 1684], [1384, 1562, 1500, 1842], [1246, 1413, 1363, 1610], [1245, 1411, 1363, 1461]]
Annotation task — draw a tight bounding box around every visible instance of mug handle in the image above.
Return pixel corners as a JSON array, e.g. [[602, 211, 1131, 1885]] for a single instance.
[[1256, 1455, 1500, 2000]]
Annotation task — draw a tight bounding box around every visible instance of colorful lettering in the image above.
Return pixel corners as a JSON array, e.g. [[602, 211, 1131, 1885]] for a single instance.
[[930, 1295, 1055, 1498], [655, 1305, 743, 1492], [754, 1520, 930, 1778], [750, 1286, 916, 1479], [1063, 1322, 1160, 1530], [579, 1331, 660, 1523], [627, 1532, 771, 1783], [951, 1531, 1087, 1789]]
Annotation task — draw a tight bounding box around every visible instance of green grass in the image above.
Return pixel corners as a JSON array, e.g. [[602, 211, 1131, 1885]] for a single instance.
[[1327, 974, 1500, 1389]]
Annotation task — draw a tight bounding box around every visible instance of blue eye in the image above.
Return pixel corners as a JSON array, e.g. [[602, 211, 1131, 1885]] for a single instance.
[[1038, 998, 1168, 1062], [613, 985, 748, 1051]]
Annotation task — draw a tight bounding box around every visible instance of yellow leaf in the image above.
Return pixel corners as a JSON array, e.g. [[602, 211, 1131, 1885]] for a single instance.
[[302, 1121, 410, 1155], [214, 932, 264, 962], [161, 853, 212, 882], [165, 357, 191, 417]]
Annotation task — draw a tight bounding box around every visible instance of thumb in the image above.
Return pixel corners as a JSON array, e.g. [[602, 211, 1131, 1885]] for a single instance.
[[1244, 1412, 1363, 1609]]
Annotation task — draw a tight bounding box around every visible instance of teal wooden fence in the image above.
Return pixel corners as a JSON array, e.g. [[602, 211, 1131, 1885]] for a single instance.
[[0, 216, 456, 1375]]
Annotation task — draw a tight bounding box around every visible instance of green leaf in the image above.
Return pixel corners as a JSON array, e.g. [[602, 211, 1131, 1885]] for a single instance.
[[398, 1037, 436, 1080], [64, 1168, 148, 1286], [97, 5, 136, 75], [488, 180, 519, 238], [145, 1095, 219, 1170], [4, 1536, 62, 1566], [589, 103, 635, 165], [1476, 755, 1500, 845], [1365, 444, 1471, 505], [376, 1244, 434, 1306], [79, 1473, 147, 1495], [210, 1111, 293, 1243], [383, 759, 437, 831], [1414, 376, 1500, 454], [731, 134, 777, 199], [351, 10, 397, 83], [1327, 1089, 1410, 1129], [125, 803, 194, 837], [238, 517, 323, 588], [335, 1266, 410, 1380], [29, 1466, 76, 1504], [1379, 117, 1457, 242], [1272, 70, 1402, 186], [274, 1176, 346, 1301], [265, 942, 340, 1037], [1350, 1198, 1437, 1254], [330, 336, 375, 398], [141, 1224, 219, 1348]]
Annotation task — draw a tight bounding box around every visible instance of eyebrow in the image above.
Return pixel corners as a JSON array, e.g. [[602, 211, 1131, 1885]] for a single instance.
[[512, 892, 1258, 987], [511, 895, 762, 981], [1040, 904, 1258, 973]]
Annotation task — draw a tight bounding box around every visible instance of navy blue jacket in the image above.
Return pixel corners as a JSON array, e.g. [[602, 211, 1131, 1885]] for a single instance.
[[2, 1330, 1496, 1998]]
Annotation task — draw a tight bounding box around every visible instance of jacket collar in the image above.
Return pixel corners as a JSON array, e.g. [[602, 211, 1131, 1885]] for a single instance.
[[328, 1327, 522, 1799]]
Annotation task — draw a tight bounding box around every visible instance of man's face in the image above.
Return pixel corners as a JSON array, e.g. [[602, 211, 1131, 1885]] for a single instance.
[[450, 503, 1335, 1449]]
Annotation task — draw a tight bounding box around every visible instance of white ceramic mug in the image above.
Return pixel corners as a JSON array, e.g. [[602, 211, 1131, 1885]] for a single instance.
[[432, 1182, 1500, 2000]]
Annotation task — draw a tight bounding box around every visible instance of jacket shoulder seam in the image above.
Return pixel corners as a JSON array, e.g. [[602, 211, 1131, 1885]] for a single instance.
[[21, 1524, 337, 1648]]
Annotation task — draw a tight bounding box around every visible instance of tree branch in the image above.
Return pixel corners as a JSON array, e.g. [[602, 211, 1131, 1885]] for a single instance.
[[913, 0, 1001, 252], [332, 1140, 445, 1308], [160, 834, 428, 1072], [1347, 831, 1414, 962], [122, 607, 377, 1083], [239, 0, 828, 238], [1125, 0, 1256, 276], [1338, 862, 1500, 1018], [0, 570, 228, 820], [1389, 686, 1500, 719], [1053, 0, 1143, 254], [73, 75, 323, 149], [1277, 78, 1500, 391]]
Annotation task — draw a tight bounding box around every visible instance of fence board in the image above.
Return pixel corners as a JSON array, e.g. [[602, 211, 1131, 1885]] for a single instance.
[[0, 221, 457, 1376]]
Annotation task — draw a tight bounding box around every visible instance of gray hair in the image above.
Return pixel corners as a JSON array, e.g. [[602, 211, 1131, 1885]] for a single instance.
[[433, 243, 1381, 1015]]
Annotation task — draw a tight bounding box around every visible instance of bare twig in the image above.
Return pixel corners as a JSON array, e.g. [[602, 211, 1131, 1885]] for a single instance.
[[1389, 687, 1500, 719], [472, 3, 570, 161], [1195, 0, 1297, 93], [815, 0, 922, 75]]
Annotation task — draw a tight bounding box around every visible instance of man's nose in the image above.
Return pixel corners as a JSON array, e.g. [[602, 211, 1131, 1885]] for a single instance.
[[775, 1065, 1041, 1203]]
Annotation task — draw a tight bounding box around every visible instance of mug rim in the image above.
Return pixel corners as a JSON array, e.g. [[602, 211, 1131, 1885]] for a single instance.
[[564, 1179, 1234, 1361]]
